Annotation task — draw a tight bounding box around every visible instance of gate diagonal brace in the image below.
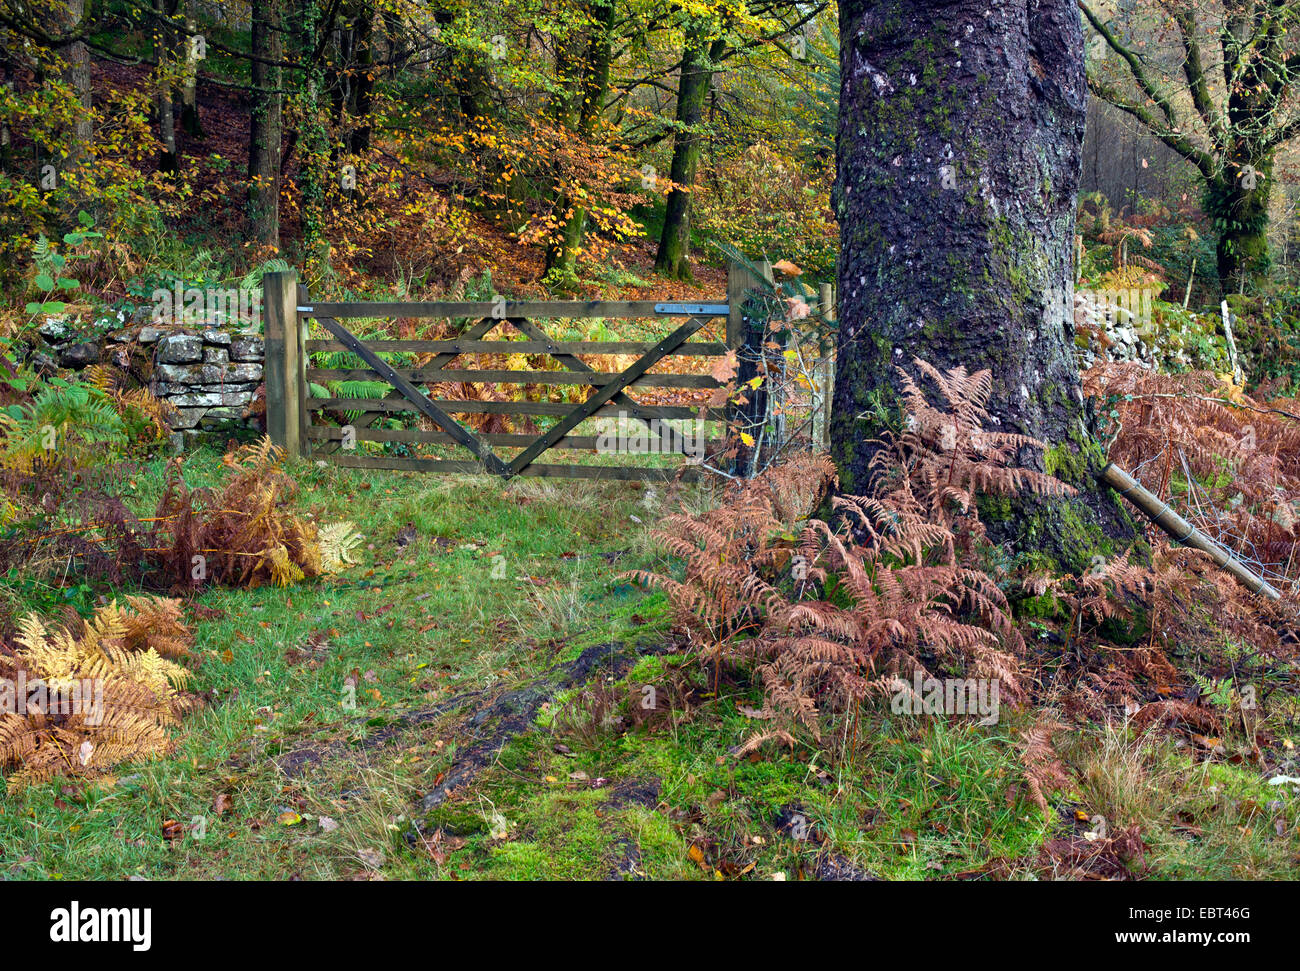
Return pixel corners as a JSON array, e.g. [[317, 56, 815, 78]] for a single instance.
[[505, 315, 707, 477], [309, 312, 511, 477]]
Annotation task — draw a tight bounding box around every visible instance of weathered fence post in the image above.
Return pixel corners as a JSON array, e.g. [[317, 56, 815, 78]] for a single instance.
[[813, 282, 835, 451], [727, 258, 773, 477], [263, 270, 305, 458], [726, 260, 749, 350]]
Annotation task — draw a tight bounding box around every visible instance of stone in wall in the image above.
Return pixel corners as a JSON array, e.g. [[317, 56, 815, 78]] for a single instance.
[[230, 336, 264, 361], [28, 312, 268, 453], [156, 334, 204, 363]]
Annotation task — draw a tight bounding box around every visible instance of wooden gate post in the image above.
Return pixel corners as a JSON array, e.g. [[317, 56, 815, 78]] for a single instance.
[[727, 258, 774, 477], [264, 270, 305, 458], [814, 282, 835, 451]]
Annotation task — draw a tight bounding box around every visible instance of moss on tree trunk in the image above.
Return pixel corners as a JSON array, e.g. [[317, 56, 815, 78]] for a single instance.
[[654, 29, 725, 281], [1207, 151, 1273, 294], [832, 0, 1136, 573]]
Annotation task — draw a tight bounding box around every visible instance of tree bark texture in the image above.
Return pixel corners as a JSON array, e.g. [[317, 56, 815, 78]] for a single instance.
[[832, 0, 1133, 568], [248, 0, 283, 247]]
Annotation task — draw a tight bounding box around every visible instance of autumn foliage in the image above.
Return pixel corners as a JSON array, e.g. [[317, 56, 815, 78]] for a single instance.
[[0, 596, 197, 792]]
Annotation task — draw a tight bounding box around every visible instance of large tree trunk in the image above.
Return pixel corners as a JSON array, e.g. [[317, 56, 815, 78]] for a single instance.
[[654, 27, 724, 281], [248, 0, 283, 248], [545, 0, 616, 278], [831, 0, 1132, 569]]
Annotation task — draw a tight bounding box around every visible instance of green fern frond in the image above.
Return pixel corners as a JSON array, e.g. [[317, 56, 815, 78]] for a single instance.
[[0, 382, 128, 471]]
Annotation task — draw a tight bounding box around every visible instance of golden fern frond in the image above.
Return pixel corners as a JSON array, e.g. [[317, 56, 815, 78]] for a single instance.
[[319, 521, 363, 573], [0, 596, 198, 791], [84, 363, 116, 392]]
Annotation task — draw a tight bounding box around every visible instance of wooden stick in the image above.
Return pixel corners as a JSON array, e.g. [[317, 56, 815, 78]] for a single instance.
[[1098, 462, 1281, 600], [1220, 300, 1244, 386]]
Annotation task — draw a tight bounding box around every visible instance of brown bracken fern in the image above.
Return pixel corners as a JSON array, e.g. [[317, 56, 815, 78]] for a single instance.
[[0, 596, 198, 792], [0, 438, 352, 592], [631, 359, 1068, 743]]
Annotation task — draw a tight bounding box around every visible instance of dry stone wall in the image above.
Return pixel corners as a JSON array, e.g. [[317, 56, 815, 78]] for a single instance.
[[32, 319, 265, 450]]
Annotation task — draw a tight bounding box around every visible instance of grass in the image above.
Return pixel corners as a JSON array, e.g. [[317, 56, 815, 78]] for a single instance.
[[1066, 723, 1300, 880], [1, 447, 1297, 880]]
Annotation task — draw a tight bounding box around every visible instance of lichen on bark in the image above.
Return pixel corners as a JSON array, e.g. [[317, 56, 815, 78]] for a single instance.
[[831, 0, 1137, 568]]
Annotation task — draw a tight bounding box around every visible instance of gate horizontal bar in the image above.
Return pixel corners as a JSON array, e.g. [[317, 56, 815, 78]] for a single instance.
[[306, 368, 721, 388], [298, 300, 728, 320], [303, 339, 730, 356], [324, 453, 703, 481], [306, 398, 726, 420], [307, 425, 725, 452]]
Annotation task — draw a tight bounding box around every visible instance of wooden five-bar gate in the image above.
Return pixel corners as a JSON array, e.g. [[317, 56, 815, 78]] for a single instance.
[[262, 263, 832, 481]]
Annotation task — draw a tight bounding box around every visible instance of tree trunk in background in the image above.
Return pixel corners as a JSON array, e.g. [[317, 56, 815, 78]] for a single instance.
[[1209, 3, 1281, 295], [1209, 151, 1272, 295], [155, 0, 178, 173], [545, 0, 616, 279], [1080, 1, 1300, 299], [831, 0, 1133, 569], [654, 27, 724, 281], [248, 0, 282, 248], [429, 7, 490, 122], [59, 0, 92, 167], [181, 0, 204, 137], [346, 1, 374, 154]]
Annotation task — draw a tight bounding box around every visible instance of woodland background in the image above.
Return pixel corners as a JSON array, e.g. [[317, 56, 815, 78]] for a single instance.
[[0, 0, 1298, 882]]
